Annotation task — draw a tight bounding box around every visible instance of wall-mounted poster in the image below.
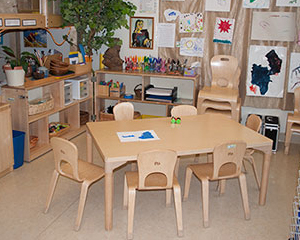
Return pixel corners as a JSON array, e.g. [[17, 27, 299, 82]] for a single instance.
[[164, 9, 181, 21], [130, 17, 154, 49], [251, 12, 296, 42], [288, 53, 300, 93], [24, 29, 47, 48], [243, 0, 270, 8], [276, 0, 300, 7], [179, 13, 203, 33], [180, 38, 204, 57], [205, 0, 231, 12], [246, 45, 287, 98], [213, 17, 235, 44]]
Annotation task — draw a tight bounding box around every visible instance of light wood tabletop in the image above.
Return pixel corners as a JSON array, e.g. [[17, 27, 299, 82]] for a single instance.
[[86, 114, 273, 231]]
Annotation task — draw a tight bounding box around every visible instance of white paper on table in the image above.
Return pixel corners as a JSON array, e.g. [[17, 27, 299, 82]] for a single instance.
[[243, 0, 270, 8], [180, 38, 204, 57], [164, 9, 181, 21], [251, 12, 296, 42], [139, 0, 157, 13], [205, 0, 231, 12], [288, 53, 300, 93], [179, 13, 203, 33], [276, 0, 300, 7], [213, 17, 235, 45], [157, 23, 176, 48], [117, 130, 160, 142]]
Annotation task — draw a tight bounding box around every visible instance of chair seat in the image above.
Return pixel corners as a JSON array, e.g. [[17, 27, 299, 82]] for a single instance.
[[61, 159, 105, 182], [199, 86, 239, 103]]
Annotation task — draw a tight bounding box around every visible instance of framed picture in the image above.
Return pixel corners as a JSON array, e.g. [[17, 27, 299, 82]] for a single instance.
[[130, 16, 154, 49]]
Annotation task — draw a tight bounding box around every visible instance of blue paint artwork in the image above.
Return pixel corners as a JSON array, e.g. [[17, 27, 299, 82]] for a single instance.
[[168, 11, 176, 16], [122, 135, 135, 138], [139, 131, 154, 139]]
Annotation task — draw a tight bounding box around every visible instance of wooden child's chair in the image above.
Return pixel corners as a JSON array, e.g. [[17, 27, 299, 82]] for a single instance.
[[44, 137, 105, 231], [171, 105, 197, 118], [123, 149, 183, 239], [113, 102, 134, 121], [183, 141, 250, 228]]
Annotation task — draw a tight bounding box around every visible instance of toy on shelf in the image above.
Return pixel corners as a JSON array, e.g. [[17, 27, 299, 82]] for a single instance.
[[171, 116, 181, 124]]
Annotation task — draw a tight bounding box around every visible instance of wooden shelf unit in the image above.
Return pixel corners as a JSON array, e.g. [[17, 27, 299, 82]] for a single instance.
[[1, 72, 92, 162], [95, 69, 200, 118]]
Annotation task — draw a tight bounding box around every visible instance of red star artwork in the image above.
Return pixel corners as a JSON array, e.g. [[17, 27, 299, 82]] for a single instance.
[[218, 19, 232, 33]]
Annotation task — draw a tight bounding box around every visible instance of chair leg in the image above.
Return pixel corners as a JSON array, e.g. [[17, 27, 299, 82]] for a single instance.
[[166, 189, 172, 207], [123, 175, 129, 209], [238, 173, 250, 220], [219, 179, 226, 195], [284, 122, 293, 155], [127, 188, 136, 240], [75, 181, 90, 231], [183, 167, 193, 201], [44, 170, 60, 213], [173, 184, 183, 237], [201, 179, 209, 228], [194, 154, 199, 163], [248, 156, 260, 190], [131, 162, 137, 171]]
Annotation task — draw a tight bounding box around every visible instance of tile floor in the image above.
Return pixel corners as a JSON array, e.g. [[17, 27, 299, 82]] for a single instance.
[[0, 133, 299, 240]]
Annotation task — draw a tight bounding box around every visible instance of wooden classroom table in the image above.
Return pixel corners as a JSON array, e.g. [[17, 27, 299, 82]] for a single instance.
[[86, 114, 273, 231]]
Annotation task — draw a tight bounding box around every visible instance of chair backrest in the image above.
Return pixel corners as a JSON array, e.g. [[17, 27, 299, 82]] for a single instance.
[[246, 114, 262, 133], [113, 102, 134, 121], [294, 87, 300, 114], [50, 137, 81, 181], [212, 141, 247, 180], [137, 149, 177, 190], [210, 55, 240, 90], [171, 105, 197, 117]]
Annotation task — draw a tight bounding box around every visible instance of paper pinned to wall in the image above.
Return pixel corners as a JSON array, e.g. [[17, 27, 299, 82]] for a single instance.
[[179, 13, 203, 33], [251, 11, 296, 42], [246, 45, 287, 98], [243, 0, 270, 8], [164, 9, 181, 21], [139, 0, 157, 14], [276, 0, 300, 7], [213, 17, 235, 45], [205, 0, 231, 12], [117, 130, 160, 142], [288, 53, 300, 93], [157, 23, 176, 48], [180, 38, 204, 57]]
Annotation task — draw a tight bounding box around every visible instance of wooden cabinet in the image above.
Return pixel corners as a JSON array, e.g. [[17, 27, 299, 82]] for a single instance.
[[1, 72, 92, 162], [0, 103, 14, 178], [95, 69, 200, 117]]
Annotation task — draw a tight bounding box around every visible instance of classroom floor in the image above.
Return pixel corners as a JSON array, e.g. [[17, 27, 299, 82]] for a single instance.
[[0, 132, 299, 240]]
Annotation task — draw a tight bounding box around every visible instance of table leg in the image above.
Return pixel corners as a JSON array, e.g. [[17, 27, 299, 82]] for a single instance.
[[105, 172, 114, 231], [259, 152, 272, 205], [86, 131, 92, 163]]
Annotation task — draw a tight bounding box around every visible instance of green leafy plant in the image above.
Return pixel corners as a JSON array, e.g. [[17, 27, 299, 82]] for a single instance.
[[1, 46, 38, 72], [59, 0, 136, 57]]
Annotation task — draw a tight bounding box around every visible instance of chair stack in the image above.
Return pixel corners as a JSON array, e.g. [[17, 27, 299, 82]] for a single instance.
[[197, 55, 241, 122]]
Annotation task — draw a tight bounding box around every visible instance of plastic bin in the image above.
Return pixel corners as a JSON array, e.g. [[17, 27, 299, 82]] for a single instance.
[[12, 130, 25, 169]]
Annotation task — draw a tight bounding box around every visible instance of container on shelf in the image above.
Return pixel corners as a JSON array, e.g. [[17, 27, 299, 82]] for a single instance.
[[98, 85, 110, 96], [12, 130, 25, 169], [64, 81, 73, 105], [110, 85, 125, 98], [28, 94, 54, 115], [68, 75, 90, 100]]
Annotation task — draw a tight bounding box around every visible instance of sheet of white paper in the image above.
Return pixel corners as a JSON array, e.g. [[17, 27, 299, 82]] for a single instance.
[[179, 13, 203, 33], [251, 11, 296, 42], [205, 0, 231, 12], [139, 0, 157, 13], [288, 53, 300, 93], [180, 38, 204, 57], [157, 23, 176, 48], [276, 0, 300, 7], [164, 9, 181, 21], [117, 130, 160, 142], [243, 0, 270, 8], [213, 17, 235, 45]]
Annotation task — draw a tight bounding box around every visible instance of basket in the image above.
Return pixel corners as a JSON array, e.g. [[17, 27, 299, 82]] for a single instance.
[[49, 122, 70, 138], [30, 135, 38, 149], [80, 111, 89, 125], [134, 84, 142, 99], [28, 94, 54, 116]]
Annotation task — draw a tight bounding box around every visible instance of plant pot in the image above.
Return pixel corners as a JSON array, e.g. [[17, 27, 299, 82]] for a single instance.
[[5, 68, 25, 87]]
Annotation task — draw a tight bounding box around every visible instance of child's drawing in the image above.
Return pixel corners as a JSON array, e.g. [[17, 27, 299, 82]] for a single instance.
[[205, 0, 231, 12], [180, 38, 204, 57], [179, 13, 203, 33], [276, 0, 300, 7], [246, 45, 287, 98], [288, 53, 300, 92], [213, 17, 235, 44], [243, 0, 270, 8]]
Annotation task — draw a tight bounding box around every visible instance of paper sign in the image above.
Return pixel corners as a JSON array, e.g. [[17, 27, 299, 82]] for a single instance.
[[117, 130, 160, 142], [205, 0, 231, 12], [288, 53, 300, 93], [157, 23, 176, 48], [164, 9, 181, 21], [243, 0, 270, 8], [179, 13, 203, 33], [180, 38, 204, 57], [213, 17, 235, 45], [276, 0, 300, 7]]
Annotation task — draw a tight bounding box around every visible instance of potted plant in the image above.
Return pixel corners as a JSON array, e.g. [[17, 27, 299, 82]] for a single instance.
[[1, 46, 38, 86], [59, 0, 136, 58]]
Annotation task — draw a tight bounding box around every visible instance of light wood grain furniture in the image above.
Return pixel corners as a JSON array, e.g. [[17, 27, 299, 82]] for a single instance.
[[123, 149, 183, 239], [95, 69, 200, 117], [113, 102, 134, 121], [285, 87, 300, 155], [1, 72, 92, 162], [183, 141, 250, 227], [197, 55, 241, 122], [86, 114, 272, 231], [244, 114, 263, 189], [0, 103, 14, 178], [44, 137, 105, 231], [171, 105, 197, 118]]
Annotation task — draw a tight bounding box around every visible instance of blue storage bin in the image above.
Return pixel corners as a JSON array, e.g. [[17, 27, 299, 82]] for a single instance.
[[13, 130, 25, 169]]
